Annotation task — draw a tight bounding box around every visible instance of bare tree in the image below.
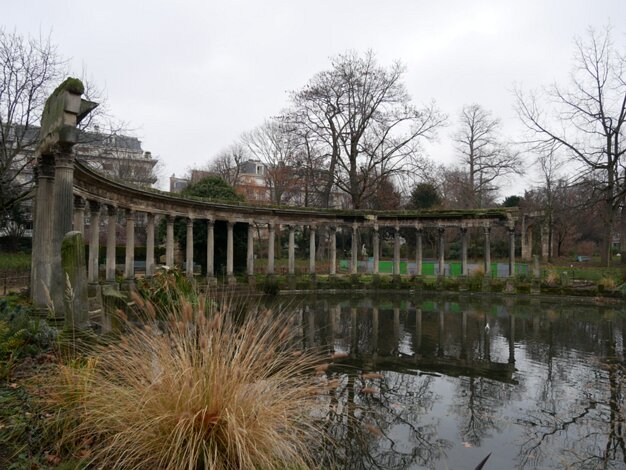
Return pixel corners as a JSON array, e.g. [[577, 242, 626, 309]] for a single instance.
[[208, 142, 248, 186], [243, 120, 301, 205], [454, 104, 523, 208], [0, 29, 64, 224], [516, 26, 626, 266], [288, 50, 445, 209]]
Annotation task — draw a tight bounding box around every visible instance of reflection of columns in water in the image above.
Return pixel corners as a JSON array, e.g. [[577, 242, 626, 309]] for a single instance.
[[329, 303, 338, 349], [393, 306, 400, 348], [350, 306, 358, 354], [438, 227, 445, 277], [106, 206, 117, 282], [508, 314, 516, 364], [415, 228, 423, 275], [372, 306, 379, 357], [438, 304, 445, 356], [483, 311, 491, 362], [186, 218, 194, 277], [460, 310, 468, 360], [393, 225, 400, 276], [373, 226, 380, 274], [267, 223, 275, 274], [351, 223, 358, 274], [124, 209, 135, 280], [306, 305, 315, 348], [414, 307, 422, 355]]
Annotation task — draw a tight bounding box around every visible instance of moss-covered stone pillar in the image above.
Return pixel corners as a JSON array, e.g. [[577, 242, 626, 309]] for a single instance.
[[124, 209, 135, 281], [373, 225, 380, 275], [329, 226, 337, 275], [247, 222, 255, 277], [106, 205, 117, 283], [460, 227, 468, 276], [437, 227, 445, 277], [88, 201, 100, 283], [31, 157, 55, 310], [287, 224, 295, 275], [483, 225, 491, 276], [351, 223, 358, 275], [267, 222, 275, 274], [61, 231, 89, 328], [540, 224, 550, 261], [165, 215, 175, 267], [73, 195, 86, 234], [186, 217, 194, 278], [309, 225, 316, 276], [206, 219, 215, 278], [226, 221, 235, 282], [415, 227, 423, 276], [508, 227, 516, 277], [393, 225, 401, 276], [145, 213, 155, 277]]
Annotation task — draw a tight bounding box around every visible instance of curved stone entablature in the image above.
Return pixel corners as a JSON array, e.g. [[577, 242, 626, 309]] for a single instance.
[[73, 161, 518, 229]]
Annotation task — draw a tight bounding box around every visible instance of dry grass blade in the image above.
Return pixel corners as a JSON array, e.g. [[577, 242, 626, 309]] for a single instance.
[[46, 291, 329, 469]]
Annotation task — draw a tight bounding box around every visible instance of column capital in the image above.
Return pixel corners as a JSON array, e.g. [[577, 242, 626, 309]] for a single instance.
[[394, 224, 400, 233], [268, 222, 276, 231], [483, 225, 491, 235], [52, 146, 75, 168], [166, 214, 175, 223], [37, 155, 55, 178], [107, 205, 117, 217], [460, 226, 468, 235], [146, 212, 154, 221], [88, 200, 101, 213], [73, 195, 86, 210], [207, 218, 214, 227], [125, 208, 135, 219], [288, 224, 295, 231], [373, 224, 379, 233], [309, 224, 317, 232], [187, 217, 194, 225], [227, 220, 235, 228], [437, 226, 445, 234]]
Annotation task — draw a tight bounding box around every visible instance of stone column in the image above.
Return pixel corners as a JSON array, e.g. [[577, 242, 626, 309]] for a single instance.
[[393, 225, 401, 276], [540, 224, 550, 261], [106, 205, 117, 283], [309, 225, 316, 275], [288, 225, 296, 275], [508, 227, 516, 277], [31, 157, 55, 309], [226, 221, 235, 278], [50, 149, 77, 312], [165, 215, 175, 267], [247, 223, 255, 277], [437, 227, 445, 277], [483, 226, 492, 276], [145, 213, 155, 277], [88, 201, 100, 283], [329, 226, 337, 275], [124, 209, 135, 281], [373, 225, 380, 275], [351, 223, 358, 275], [207, 219, 215, 278], [460, 227, 468, 276], [267, 223, 275, 274], [186, 218, 194, 277], [415, 227, 423, 276], [73, 196, 86, 235]]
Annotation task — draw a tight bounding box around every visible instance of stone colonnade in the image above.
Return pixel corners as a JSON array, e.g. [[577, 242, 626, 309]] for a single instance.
[[70, 195, 519, 284]]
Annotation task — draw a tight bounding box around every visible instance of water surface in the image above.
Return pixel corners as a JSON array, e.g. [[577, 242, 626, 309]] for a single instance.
[[278, 293, 626, 469]]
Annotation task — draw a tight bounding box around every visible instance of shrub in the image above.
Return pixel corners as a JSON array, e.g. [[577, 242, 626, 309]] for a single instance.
[[598, 277, 617, 290], [47, 294, 328, 469]]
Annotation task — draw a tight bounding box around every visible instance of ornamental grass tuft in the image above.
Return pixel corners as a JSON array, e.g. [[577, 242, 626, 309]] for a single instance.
[[47, 289, 329, 469]]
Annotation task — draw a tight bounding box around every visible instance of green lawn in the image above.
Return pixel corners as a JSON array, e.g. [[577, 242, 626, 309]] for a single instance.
[[0, 252, 31, 271]]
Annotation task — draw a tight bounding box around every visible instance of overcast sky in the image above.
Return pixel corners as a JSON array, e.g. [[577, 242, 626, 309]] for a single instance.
[[5, 1, 626, 195]]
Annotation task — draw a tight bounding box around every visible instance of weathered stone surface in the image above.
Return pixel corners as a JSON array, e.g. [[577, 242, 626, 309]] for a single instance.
[[61, 231, 89, 329]]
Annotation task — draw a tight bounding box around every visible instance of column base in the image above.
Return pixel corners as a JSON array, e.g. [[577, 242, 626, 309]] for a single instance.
[[481, 277, 491, 293], [504, 279, 516, 294], [247, 275, 256, 286], [120, 279, 136, 293], [206, 276, 218, 287], [530, 279, 541, 295], [458, 275, 469, 292], [287, 274, 296, 290], [227, 275, 237, 286]]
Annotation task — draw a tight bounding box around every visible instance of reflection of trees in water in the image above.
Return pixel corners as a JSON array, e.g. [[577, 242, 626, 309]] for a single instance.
[[517, 318, 626, 468], [318, 369, 451, 469]]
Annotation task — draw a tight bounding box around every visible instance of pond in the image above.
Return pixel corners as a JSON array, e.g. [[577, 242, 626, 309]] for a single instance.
[[277, 293, 626, 469]]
